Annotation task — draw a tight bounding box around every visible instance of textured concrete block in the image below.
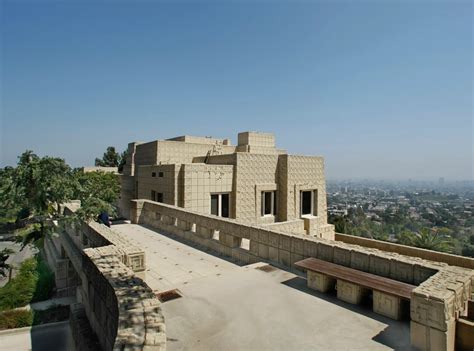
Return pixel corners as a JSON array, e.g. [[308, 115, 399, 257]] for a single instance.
[[333, 246, 351, 267], [268, 246, 279, 262], [307, 271, 335, 293], [369, 254, 391, 278], [303, 239, 318, 259], [291, 237, 305, 256], [279, 250, 291, 267], [258, 243, 269, 259], [373, 291, 402, 320], [411, 291, 455, 331], [318, 242, 334, 262], [337, 280, 369, 305], [390, 259, 414, 284], [350, 249, 370, 272]]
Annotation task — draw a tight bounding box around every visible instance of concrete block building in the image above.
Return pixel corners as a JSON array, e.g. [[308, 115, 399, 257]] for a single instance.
[[119, 131, 335, 239]]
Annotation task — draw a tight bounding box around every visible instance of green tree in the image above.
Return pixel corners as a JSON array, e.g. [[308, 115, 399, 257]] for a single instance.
[[399, 228, 453, 253], [95, 146, 121, 167], [72, 170, 120, 221], [1, 150, 121, 247]]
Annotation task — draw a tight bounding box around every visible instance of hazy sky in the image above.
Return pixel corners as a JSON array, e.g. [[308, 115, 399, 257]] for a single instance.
[[1, 1, 472, 180]]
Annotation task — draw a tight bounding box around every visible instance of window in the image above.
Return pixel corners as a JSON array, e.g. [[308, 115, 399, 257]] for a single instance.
[[151, 191, 163, 203], [300, 190, 318, 217], [158, 172, 164, 177], [261, 191, 276, 216], [157, 192, 163, 203], [210, 193, 230, 218], [152, 172, 156, 177]]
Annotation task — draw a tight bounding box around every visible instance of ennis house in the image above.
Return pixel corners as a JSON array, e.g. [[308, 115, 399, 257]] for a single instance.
[[120, 131, 335, 240]]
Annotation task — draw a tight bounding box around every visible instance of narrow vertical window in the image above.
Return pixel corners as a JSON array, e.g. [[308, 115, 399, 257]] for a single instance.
[[301, 191, 313, 216], [221, 193, 229, 218], [261, 191, 276, 216], [211, 194, 219, 216]]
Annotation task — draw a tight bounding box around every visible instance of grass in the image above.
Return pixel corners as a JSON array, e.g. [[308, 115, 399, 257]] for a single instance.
[[0, 255, 54, 312], [0, 305, 70, 331]]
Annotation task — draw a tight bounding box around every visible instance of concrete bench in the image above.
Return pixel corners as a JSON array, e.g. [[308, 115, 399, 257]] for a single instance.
[[295, 257, 416, 320]]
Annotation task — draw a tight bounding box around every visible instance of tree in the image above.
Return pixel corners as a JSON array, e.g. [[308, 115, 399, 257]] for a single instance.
[[95, 146, 121, 167], [9, 151, 76, 247], [72, 170, 120, 221], [0, 150, 120, 248], [398, 228, 453, 253]]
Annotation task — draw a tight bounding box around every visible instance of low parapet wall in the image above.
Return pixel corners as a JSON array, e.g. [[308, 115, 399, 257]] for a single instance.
[[60, 204, 165, 351], [335, 232, 474, 270], [132, 199, 474, 351]]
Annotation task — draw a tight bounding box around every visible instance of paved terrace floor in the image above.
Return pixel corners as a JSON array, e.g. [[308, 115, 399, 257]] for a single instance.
[[113, 224, 413, 351]]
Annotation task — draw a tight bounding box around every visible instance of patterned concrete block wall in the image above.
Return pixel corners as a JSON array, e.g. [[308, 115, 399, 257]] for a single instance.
[[234, 153, 279, 223], [262, 219, 305, 235], [157, 140, 236, 164], [131, 200, 474, 351], [135, 141, 159, 167], [136, 164, 179, 206], [181, 164, 234, 214], [60, 204, 164, 351]]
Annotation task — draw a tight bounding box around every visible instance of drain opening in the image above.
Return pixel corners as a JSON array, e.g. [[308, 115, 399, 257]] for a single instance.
[[255, 264, 277, 273], [156, 289, 183, 302]]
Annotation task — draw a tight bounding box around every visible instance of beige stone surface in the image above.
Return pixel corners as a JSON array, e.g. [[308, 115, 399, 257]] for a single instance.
[[307, 271, 336, 293], [337, 279, 369, 305], [373, 290, 402, 320]]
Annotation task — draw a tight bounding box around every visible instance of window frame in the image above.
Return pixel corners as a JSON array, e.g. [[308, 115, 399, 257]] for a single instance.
[[300, 190, 317, 217], [261, 191, 276, 217], [210, 193, 231, 218]]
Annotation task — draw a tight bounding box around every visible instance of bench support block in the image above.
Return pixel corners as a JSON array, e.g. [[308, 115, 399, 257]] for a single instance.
[[308, 271, 336, 293], [373, 290, 402, 320], [337, 280, 369, 305]]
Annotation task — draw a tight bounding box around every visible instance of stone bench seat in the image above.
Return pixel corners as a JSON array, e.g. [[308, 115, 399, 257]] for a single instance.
[[295, 258, 416, 320]]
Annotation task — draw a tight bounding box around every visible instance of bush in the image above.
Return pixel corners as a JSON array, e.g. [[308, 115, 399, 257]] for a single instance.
[[0, 309, 33, 330], [0, 256, 54, 311]]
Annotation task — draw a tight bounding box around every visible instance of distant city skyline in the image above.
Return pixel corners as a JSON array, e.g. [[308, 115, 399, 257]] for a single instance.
[[1, 1, 472, 180]]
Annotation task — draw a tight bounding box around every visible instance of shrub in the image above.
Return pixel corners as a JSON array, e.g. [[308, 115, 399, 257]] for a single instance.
[[0, 309, 33, 330], [0, 255, 54, 311]]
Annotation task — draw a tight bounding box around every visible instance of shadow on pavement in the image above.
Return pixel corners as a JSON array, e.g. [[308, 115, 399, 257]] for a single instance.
[[281, 276, 414, 351]]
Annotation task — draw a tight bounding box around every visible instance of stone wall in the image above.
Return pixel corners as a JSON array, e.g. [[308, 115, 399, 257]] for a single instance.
[[57, 204, 165, 351], [335, 232, 474, 270], [131, 199, 474, 351]]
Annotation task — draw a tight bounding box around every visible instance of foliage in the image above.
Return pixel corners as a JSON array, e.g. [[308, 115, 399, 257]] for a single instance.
[[72, 170, 120, 221], [0, 309, 33, 330], [0, 256, 54, 312], [13, 151, 75, 215], [0, 305, 70, 330], [95, 146, 120, 167], [396, 228, 453, 252], [0, 150, 121, 246], [0, 249, 13, 277]]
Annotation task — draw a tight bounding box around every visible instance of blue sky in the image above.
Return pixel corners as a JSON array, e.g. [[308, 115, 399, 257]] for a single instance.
[[1, 1, 472, 180]]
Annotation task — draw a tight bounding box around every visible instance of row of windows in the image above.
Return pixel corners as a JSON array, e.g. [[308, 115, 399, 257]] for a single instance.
[[148, 189, 317, 217], [151, 172, 164, 178], [261, 190, 318, 217]]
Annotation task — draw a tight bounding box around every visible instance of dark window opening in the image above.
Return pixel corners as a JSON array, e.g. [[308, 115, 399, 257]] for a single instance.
[[221, 193, 229, 218], [152, 172, 156, 177], [211, 194, 219, 216], [158, 172, 164, 177], [157, 193, 163, 203], [301, 191, 312, 216], [151, 190, 156, 201]]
